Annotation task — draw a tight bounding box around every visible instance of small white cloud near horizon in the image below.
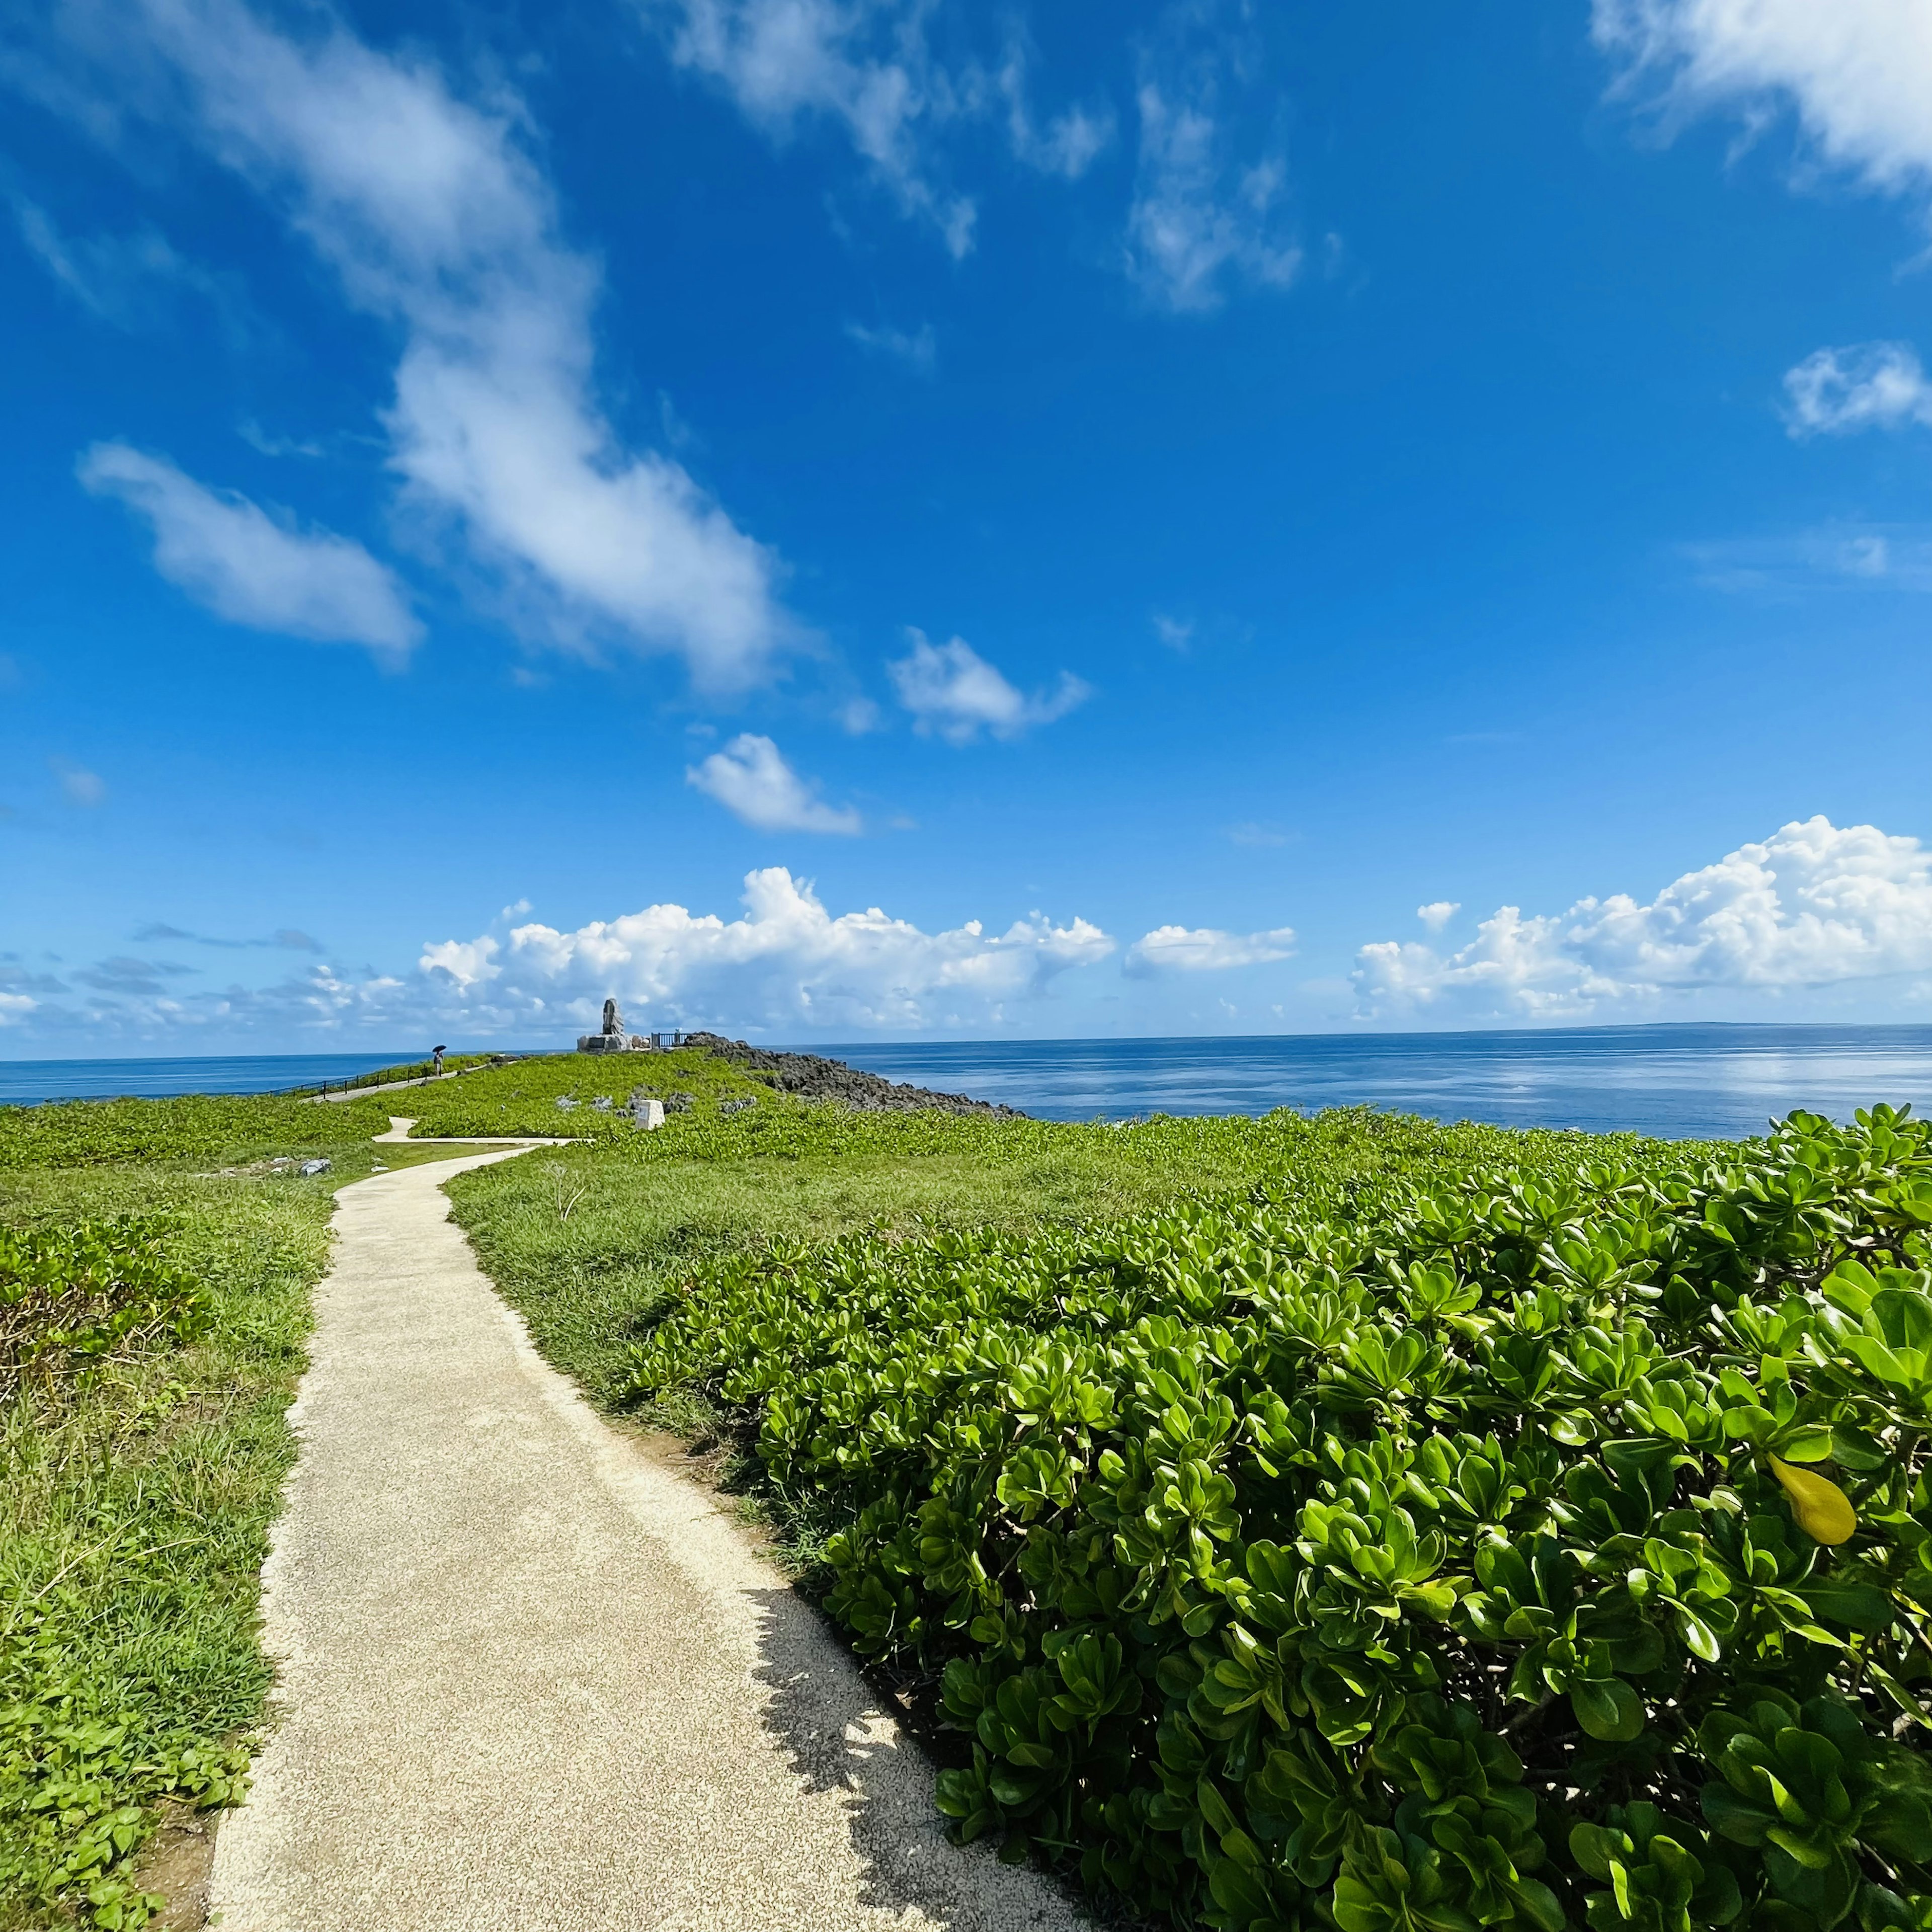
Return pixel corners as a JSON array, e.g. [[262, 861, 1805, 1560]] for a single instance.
[[889, 630, 1089, 743], [1785, 342, 1932, 436], [77, 443, 422, 657], [845, 319, 937, 373], [415, 867, 1115, 1031], [1125, 923, 1297, 975], [1417, 900, 1460, 931], [1354, 816, 1932, 1019], [1594, 1, 1932, 206], [686, 734, 863, 834]]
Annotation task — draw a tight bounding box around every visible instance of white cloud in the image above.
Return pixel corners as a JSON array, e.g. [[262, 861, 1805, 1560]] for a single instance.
[[0, 994, 37, 1024], [418, 867, 1115, 1032], [78, 442, 421, 655], [1354, 817, 1932, 1018], [1686, 521, 1932, 594], [655, 0, 976, 256], [998, 46, 1111, 179], [11, 195, 225, 326], [888, 630, 1089, 743], [686, 734, 862, 834], [1417, 901, 1460, 931], [1125, 923, 1296, 975], [1125, 74, 1299, 313], [51, 760, 106, 807], [1593, 1, 1932, 201], [1151, 611, 1194, 650], [53, 0, 792, 691], [1226, 821, 1289, 849], [845, 319, 936, 373], [2, 870, 1119, 1040], [1785, 342, 1932, 436]]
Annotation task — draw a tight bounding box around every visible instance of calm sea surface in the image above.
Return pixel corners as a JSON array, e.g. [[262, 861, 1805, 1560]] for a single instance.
[[4, 1024, 1931, 1138]]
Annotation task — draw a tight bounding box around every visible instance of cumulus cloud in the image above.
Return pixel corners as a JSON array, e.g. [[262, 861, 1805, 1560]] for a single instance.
[[418, 867, 1115, 1032], [1125, 64, 1299, 313], [48, 0, 792, 689], [14, 871, 1116, 1040], [1417, 901, 1460, 931], [888, 631, 1089, 743], [654, 0, 976, 256], [685, 734, 862, 834], [1594, 0, 1932, 202], [1354, 817, 1932, 1019], [1785, 342, 1932, 436], [0, 994, 37, 1025], [1125, 923, 1297, 975], [79, 443, 421, 655]]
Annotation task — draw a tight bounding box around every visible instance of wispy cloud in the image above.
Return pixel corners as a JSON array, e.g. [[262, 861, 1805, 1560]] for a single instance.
[[888, 631, 1089, 744], [1685, 522, 1932, 595], [1354, 816, 1932, 1018], [1225, 821, 1288, 849], [132, 922, 324, 952], [652, 0, 976, 256], [1785, 341, 1932, 436], [51, 760, 106, 807], [1151, 611, 1193, 650], [1124, 14, 1300, 316], [998, 41, 1112, 179], [44, 0, 795, 691], [79, 443, 421, 656], [686, 734, 862, 833], [1125, 922, 1296, 975], [11, 195, 232, 328], [845, 318, 936, 373]]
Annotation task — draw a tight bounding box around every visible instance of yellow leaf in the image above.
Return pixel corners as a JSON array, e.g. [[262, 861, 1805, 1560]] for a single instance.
[[1770, 1456, 1858, 1546]]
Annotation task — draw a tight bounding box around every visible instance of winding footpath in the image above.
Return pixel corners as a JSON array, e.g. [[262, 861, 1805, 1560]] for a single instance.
[[210, 1151, 1088, 1931]]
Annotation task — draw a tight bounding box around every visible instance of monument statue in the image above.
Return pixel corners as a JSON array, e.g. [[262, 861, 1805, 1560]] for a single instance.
[[577, 993, 636, 1055]]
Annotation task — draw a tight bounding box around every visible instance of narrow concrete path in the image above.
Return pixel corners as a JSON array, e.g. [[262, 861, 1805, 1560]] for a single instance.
[[210, 1152, 1088, 1932]]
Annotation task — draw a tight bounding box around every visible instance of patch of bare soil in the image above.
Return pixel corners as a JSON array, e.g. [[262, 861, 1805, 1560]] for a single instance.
[[130, 1800, 216, 1930]]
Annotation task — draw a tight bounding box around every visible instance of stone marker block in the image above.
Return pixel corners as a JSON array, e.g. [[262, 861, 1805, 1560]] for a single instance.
[[629, 1099, 666, 1130]]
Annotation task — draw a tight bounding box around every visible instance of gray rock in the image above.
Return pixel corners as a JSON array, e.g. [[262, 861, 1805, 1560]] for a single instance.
[[299, 1158, 333, 1177]]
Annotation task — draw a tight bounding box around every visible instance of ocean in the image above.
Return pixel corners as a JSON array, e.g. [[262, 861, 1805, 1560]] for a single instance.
[[3, 1024, 1931, 1138]]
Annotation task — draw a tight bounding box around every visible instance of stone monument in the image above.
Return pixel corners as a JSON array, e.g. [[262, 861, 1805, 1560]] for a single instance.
[[577, 996, 637, 1055]]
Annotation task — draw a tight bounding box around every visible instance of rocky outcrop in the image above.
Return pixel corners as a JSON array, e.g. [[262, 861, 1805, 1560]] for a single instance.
[[685, 1034, 1023, 1117]]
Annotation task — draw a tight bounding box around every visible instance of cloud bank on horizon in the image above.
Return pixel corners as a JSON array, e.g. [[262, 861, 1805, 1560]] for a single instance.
[[6, 821, 1930, 1045]]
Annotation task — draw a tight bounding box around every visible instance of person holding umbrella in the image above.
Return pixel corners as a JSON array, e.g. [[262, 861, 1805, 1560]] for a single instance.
[[432, 1044, 446, 1075]]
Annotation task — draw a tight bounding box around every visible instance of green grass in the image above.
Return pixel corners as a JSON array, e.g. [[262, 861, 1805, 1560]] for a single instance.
[[390, 1045, 788, 1141], [0, 1164, 334, 1929]]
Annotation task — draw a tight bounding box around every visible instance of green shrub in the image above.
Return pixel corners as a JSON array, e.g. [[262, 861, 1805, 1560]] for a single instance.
[[627, 1105, 1932, 1932], [0, 1220, 206, 1400]]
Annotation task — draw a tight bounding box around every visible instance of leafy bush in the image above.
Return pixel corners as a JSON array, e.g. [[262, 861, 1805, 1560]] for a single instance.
[[627, 1105, 1932, 1932], [0, 1220, 206, 1399]]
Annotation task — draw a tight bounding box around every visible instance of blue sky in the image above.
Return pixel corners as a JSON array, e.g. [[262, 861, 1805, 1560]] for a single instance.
[[4, 0, 1931, 1051]]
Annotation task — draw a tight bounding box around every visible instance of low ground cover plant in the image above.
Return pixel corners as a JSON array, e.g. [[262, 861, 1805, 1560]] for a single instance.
[[1, 1155, 332, 1929], [626, 1105, 1932, 1932]]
